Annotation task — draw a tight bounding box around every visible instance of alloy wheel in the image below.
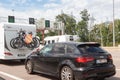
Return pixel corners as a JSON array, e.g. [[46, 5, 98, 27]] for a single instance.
[[61, 66, 73, 80], [26, 60, 33, 74]]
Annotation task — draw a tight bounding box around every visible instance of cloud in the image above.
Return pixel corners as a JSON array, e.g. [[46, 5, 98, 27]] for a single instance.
[[37, 0, 43, 2], [49, 0, 56, 2], [0, 7, 12, 17], [61, 0, 71, 4], [0, 0, 120, 23], [43, 3, 59, 8], [11, 0, 28, 6], [86, 0, 120, 23], [20, 0, 28, 4]]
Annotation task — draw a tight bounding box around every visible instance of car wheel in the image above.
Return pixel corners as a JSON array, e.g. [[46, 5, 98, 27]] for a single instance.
[[26, 60, 34, 74], [60, 66, 73, 80]]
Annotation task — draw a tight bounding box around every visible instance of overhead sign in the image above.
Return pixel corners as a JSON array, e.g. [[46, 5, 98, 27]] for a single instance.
[[8, 16, 15, 23]]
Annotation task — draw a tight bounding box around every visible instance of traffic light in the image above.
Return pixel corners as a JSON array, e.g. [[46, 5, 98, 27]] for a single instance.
[[45, 20, 50, 27], [8, 16, 15, 23], [29, 18, 35, 24]]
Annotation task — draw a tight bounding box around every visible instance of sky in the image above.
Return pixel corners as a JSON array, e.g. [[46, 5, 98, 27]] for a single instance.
[[0, 0, 120, 23]]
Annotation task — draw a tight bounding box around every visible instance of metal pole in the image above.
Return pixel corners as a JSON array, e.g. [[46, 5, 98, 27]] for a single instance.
[[113, 0, 115, 46], [100, 25, 103, 46]]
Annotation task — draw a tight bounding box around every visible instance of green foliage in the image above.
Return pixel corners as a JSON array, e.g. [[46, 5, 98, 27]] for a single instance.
[[89, 25, 100, 42], [77, 9, 90, 42], [80, 9, 90, 21], [51, 9, 120, 46], [45, 30, 58, 37], [77, 20, 89, 41], [36, 32, 42, 41], [56, 13, 76, 35], [114, 19, 120, 45], [90, 20, 120, 46]]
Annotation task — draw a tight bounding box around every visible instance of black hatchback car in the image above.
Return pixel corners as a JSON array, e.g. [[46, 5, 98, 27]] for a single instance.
[[25, 42, 116, 80]]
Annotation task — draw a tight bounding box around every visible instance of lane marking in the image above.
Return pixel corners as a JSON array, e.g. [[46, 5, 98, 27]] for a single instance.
[[116, 69, 120, 71], [0, 71, 24, 80]]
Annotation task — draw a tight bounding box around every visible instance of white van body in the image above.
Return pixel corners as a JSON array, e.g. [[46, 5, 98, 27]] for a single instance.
[[0, 22, 36, 60], [44, 35, 79, 45]]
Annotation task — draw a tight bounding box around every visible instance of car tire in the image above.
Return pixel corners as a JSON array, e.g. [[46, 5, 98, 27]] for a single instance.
[[60, 66, 73, 80], [26, 60, 34, 74]]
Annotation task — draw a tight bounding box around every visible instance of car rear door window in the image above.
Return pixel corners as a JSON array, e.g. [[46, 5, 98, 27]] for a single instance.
[[67, 44, 79, 54], [53, 43, 65, 54]]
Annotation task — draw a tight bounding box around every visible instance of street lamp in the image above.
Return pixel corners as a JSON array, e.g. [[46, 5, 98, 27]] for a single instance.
[[88, 16, 95, 41], [113, 0, 115, 46], [100, 24, 103, 46]]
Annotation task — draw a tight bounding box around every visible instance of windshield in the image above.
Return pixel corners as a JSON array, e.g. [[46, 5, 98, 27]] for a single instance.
[[78, 44, 106, 54]]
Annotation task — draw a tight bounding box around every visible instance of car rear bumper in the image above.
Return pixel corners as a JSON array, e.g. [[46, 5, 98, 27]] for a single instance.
[[73, 64, 116, 80]]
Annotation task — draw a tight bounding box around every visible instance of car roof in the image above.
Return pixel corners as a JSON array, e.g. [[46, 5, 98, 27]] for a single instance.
[[55, 42, 100, 46]]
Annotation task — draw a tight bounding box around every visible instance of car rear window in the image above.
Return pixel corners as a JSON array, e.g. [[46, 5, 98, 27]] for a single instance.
[[77, 44, 106, 54]]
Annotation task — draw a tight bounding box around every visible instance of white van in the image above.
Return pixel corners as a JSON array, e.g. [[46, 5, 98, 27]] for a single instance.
[[0, 22, 36, 60], [44, 35, 79, 45]]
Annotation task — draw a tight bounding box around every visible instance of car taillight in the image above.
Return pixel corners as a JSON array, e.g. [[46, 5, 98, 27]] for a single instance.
[[108, 54, 112, 59], [76, 57, 94, 63], [4, 52, 13, 56]]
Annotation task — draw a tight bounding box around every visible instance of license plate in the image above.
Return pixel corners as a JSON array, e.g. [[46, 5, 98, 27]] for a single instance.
[[18, 54, 25, 57], [96, 59, 107, 64]]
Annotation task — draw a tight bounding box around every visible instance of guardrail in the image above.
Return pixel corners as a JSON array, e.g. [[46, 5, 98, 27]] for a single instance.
[[102, 47, 120, 49], [102, 47, 120, 52]]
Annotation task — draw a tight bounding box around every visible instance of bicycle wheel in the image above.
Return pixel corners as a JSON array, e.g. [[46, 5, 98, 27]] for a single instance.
[[26, 42, 35, 50], [10, 38, 17, 49], [13, 37, 23, 49], [32, 37, 40, 48]]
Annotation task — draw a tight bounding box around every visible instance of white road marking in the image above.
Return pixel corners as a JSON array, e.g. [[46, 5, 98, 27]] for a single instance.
[[0, 71, 24, 80], [116, 69, 120, 71]]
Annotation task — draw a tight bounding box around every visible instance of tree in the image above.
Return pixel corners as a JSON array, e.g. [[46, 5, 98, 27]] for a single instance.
[[89, 25, 100, 42], [56, 13, 76, 35], [45, 30, 58, 36], [90, 22, 113, 46], [36, 32, 42, 41], [77, 9, 90, 42], [114, 19, 120, 45]]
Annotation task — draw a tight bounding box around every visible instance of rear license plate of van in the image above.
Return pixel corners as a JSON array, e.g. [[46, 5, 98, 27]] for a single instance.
[[96, 59, 107, 64], [18, 54, 25, 57]]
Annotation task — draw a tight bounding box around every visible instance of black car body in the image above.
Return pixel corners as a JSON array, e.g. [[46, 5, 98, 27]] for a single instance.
[[25, 42, 116, 80]]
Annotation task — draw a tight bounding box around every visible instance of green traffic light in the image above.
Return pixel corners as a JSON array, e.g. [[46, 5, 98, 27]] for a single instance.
[[8, 16, 15, 23], [45, 20, 50, 27]]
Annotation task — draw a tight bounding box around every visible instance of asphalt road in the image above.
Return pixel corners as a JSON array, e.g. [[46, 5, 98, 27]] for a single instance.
[[0, 48, 120, 80]]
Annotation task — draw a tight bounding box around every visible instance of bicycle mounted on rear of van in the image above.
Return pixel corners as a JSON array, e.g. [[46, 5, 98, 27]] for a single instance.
[[10, 29, 40, 49]]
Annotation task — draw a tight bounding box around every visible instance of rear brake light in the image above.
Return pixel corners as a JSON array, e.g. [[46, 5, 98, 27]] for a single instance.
[[108, 55, 112, 59], [76, 57, 94, 63], [4, 52, 13, 56]]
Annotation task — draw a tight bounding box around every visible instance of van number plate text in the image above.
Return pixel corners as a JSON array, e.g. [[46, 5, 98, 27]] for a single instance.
[[96, 59, 107, 64], [18, 54, 25, 57]]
